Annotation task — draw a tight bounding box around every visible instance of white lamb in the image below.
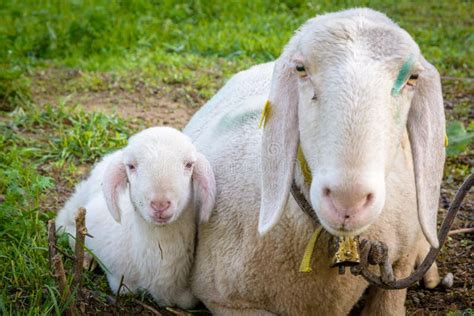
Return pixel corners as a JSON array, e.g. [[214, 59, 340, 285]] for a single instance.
[[56, 127, 216, 308]]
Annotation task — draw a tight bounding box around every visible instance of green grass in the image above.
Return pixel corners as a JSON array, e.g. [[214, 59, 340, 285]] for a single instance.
[[0, 0, 473, 313], [1, 0, 472, 73], [0, 103, 135, 314]]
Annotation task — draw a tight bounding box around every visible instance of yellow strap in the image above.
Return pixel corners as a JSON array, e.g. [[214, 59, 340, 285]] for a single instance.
[[299, 226, 323, 273], [258, 100, 272, 128], [297, 145, 312, 185], [444, 133, 449, 148], [259, 103, 318, 273]]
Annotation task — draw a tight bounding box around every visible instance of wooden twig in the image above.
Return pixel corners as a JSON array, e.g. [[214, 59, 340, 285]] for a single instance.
[[53, 245, 75, 261], [52, 254, 68, 298], [47, 220, 57, 268], [165, 306, 192, 316], [448, 227, 474, 236], [133, 299, 163, 315], [52, 254, 77, 315], [73, 208, 87, 293], [49, 219, 77, 315]]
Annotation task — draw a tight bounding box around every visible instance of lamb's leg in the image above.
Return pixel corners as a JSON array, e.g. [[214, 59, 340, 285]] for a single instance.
[[174, 288, 198, 309]]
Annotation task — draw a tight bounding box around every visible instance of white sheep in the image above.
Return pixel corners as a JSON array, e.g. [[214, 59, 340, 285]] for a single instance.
[[184, 8, 444, 315], [56, 127, 216, 309]]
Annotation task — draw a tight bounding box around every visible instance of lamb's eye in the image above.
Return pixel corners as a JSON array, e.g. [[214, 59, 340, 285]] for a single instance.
[[185, 162, 194, 169], [406, 74, 419, 87], [127, 164, 136, 171], [295, 64, 307, 77]]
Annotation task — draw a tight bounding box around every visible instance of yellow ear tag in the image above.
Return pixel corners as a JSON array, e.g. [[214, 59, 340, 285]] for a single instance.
[[444, 133, 449, 148], [258, 100, 271, 128], [297, 145, 312, 185], [299, 226, 323, 273]]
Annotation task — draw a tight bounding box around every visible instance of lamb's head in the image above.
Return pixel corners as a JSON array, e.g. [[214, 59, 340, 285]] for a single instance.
[[102, 127, 216, 225], [260, 9, 445, 248]]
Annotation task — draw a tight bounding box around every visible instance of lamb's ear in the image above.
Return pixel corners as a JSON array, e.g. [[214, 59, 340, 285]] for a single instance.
[[193, 152, 216, 223], [407, 58, 446, 248], [102, 152, 127, 223], [259, 53, 300, 235]]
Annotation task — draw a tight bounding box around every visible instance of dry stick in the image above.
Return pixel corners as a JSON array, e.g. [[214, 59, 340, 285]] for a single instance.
[[448, 227, 474, 236], [47, 220, 57, 268], [133, 299, 163, 315], [73, 208, 87, 295], [165, 307, 192, 316], [48, 220, 76, 315], [52, 255, 69, 299], [53, 244, 75, 261], [52, 254, 77, 315]]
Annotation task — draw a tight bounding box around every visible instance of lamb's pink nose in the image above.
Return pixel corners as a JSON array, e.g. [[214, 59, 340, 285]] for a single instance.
[[150, 200, 171, 214], [323, 186, 374, 219]]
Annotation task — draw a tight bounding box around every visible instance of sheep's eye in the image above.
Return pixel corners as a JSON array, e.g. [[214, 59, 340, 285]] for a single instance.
[[312, 94, 318, 101], [295, 64, 307, 77], [127, 164, 136, 171], [406, 74, 419, 87], [185, 162, 194, 169]]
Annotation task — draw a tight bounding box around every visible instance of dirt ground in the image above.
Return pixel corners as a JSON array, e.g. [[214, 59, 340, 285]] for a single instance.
[[32, 70, 473, 315]]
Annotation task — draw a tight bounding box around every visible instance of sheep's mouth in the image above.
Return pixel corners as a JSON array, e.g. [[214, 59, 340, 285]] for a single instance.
[[325, 222, 371, 237], [151, 214, 173, 224]]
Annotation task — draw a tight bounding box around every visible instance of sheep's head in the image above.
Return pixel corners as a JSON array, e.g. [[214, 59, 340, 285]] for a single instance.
[[259, 9, 445, 248], [102, 127, 216, 226]]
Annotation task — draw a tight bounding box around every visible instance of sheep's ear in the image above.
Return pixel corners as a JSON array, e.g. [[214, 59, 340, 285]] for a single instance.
[[192, 152, 216, 223], [102, 152, 127, 223], [259, 54, 299, 235], [407, 58, 446, 248]]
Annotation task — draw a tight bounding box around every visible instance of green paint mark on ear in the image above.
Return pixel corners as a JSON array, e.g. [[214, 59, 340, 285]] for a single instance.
[[391, 57, 414, 96]]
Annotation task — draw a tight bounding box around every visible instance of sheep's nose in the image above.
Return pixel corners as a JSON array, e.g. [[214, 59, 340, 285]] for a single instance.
[[150, 200, 171, 214], [323, 185, 374, 219]]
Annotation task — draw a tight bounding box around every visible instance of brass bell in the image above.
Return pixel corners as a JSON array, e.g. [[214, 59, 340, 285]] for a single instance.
[[328, 235, 361, 274]]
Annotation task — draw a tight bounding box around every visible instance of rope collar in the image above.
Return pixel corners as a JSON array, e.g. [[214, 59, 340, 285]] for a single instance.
[[292, 149, 323, 273], [291, 180, 322, 273], [290, 180, 318, 225]]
